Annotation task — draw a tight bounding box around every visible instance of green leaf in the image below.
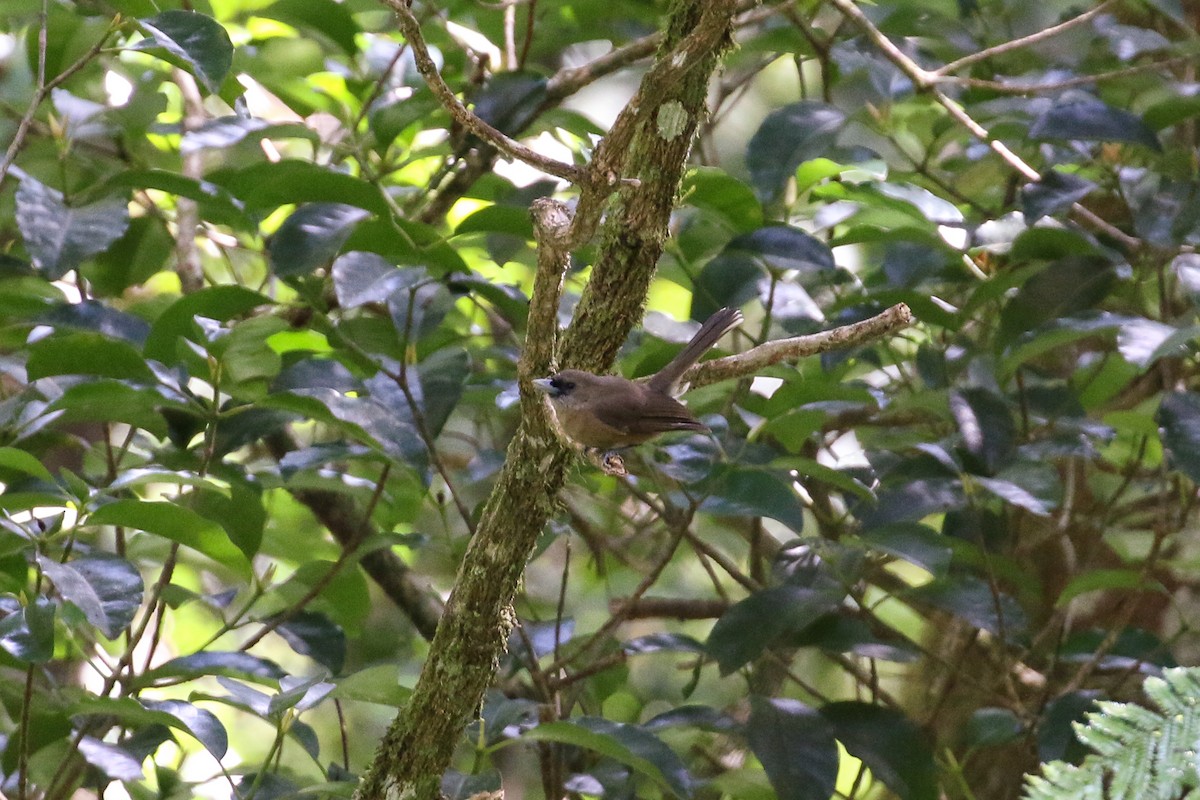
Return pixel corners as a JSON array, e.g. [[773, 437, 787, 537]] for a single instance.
[[682, 168, 763, 233], [271, 610, 346, 674], [1156, 391, 1200, 483], [1029, 97, 1161, 151], [26, 332, 155, 382], [208, 160, 389, 216], [747, 697, 838, 800], [261, 0, 360, 55], [908, 575, 1027, 640], [860, 523, 951, 577], [37, 554, 143, 639], [1022, 170, 1096, 222], [707, 583, 843, 675], [88, 500, 251, 577], [0, 596, 55, 663], [746, 101, 846, 201], [331, 663, 412, 707], [950, 388, 1015, 475], [135, 11, 234, 94], [181, 117, 318, 155], [100, 168, 251, 230], [331, 251, 410, 308], [143, 286, 272, 363], [417, 348, 469, 437], [699, 465, 807, 533], [998, 256, 1117, 347], [1056, 569, 1163, 608], [454, 205, 534, 239], [139, 651, 285, 686], [516, 719, 689, 798], [15, 174, 129, 280], [0, 446, 55, 482], [821, 703, 937, 800], [269, 203, 372, 277], [966, 708, 1024, 750]]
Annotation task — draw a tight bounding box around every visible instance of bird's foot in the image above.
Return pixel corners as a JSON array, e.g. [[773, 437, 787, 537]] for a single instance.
[[584, 448, 627, 476]]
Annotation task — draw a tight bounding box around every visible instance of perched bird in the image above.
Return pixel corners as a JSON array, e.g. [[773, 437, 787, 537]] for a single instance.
[[531, 307, 743, 450]]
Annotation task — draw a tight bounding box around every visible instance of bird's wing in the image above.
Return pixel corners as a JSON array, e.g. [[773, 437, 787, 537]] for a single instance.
[[589, 392, 706, 435]]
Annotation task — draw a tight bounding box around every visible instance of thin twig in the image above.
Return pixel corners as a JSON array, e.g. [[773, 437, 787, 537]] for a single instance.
[[826, 0, 1143, 253], [0, 17, 116, 192], [935, 0, 1116, 77], [382, 0, 584, 182]]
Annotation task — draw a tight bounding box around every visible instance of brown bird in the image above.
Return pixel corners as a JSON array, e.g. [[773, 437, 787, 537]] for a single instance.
[[531, 307, 743, 450]]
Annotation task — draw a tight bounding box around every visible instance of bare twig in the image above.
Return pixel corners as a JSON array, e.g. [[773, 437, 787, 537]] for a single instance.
[[685, 302, 915, 389], [935, 0, 1116, 77], [0, 18, 116, 192], [382, 0, 585, 182], [826, 0, 1142, 253]]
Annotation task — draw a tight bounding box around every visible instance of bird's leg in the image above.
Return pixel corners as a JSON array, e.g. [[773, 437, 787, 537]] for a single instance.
[[584, 448, 628, 476]]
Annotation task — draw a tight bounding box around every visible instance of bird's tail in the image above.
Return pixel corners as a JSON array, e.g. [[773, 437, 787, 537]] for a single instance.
[[647, 307, 743, 395]]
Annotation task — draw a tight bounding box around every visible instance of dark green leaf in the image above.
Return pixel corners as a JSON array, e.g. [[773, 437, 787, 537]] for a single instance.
[[471, 72, 547, 135], [100, 169, 250, 230], [369, 89, 440, 147], [181, 117, 317, 155], [272, 610, 346, 674], [1037, 691, 1099, 763], [747, 697, 838, 800], [269, 203, 372, 277], [859, 523, 951, 577], [726, 224, 836, 278], [15, 174, 129, 279], [332, 251, 410, 308], [135, 11, 233, 93], [707, 583, 843, 674], [1022, 170, 1096, 222], [1029, 96, 1161, 151], [950, 388, 1014, 475], [821, 702, 937, 800], [0, 595, 55, 663], [975, 461, 1061, 516], [1157, 391, 1200, 483], [418, 348, 469, 437], [40, 299, 151, 343], [908, 575, 1027, 640], [141, 651, 286, 685], [746, 101, 846, 201], [691, 251, 765, 321], [699, 465, 806, 532], [143, 286, 272, 363], [78, 736, 145, 781], [623, 633, 705, 655], [208, 160, 389, 216], [37, 553, 143, 639], [454, 205, 534, 239], [89, 500, 251, 577], [26, 332, 155, 382], [261, 0, 359, 54], [142, 699, 229, 759], [517, 718, 690, 799], [998, 256, 1117, 347], [963, 707, 1023, 748], [682, 168, 763, 233]]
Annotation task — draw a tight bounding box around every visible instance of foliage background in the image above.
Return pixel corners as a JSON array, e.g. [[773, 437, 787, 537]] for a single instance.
[[1, 0, 1199, 798]]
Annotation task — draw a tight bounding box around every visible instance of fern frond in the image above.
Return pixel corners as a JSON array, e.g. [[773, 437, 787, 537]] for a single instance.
[[1022, 667, 1200, 800]]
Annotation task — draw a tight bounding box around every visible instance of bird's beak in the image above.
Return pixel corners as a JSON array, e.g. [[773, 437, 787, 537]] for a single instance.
[[531, 378, 558, 396]]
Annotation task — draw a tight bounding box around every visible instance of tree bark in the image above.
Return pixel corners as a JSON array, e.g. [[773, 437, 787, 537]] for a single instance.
[[354, 1, 736, 797]]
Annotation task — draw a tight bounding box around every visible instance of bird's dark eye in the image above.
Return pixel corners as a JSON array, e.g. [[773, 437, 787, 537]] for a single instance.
[[551, 377, 574, 392]]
